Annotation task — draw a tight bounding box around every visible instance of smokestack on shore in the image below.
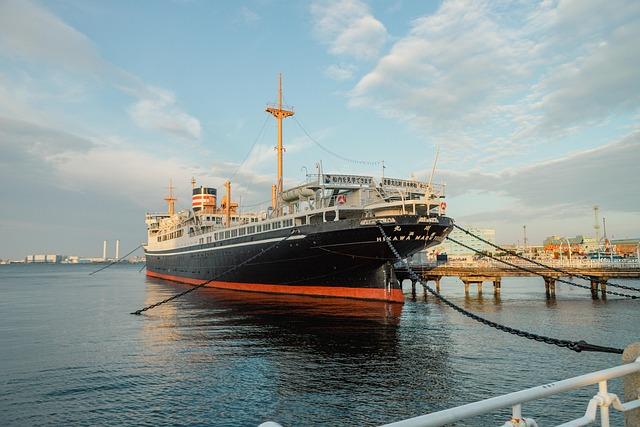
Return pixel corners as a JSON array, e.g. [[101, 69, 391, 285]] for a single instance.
[[116, 239, 120, 260], [103, 240, 108, 261]]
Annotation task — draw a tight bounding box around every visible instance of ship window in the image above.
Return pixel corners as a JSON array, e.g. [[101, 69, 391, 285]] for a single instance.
[[231, 229, 237, 237], [157, 236, 161, 242], [273, 221, 280, 229], [216, 217, 222, 224], [248, 226, 255, 234], [239, 228, 246, 236], [257, 225, 262, 232], [225, 231, 230, 239]]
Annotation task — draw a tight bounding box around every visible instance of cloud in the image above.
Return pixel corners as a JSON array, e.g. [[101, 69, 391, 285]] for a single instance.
[[523, 9, 640, 137], [349, 0, 533, 149], [0, 115, 272, 213], [324, 63, 357, 81], [128, 87, 202, 141], [347, 0, 640, 160], [0, 0, 105, 75], [311, 0, 388, 60], [0, 0, 202, 141], [238, 6, 260, 24], [434, 131, 640, 215]]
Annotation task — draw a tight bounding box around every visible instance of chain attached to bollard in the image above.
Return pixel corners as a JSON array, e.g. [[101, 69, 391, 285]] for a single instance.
[[131, 230, 297, 315], [376, 223, 624, 354]]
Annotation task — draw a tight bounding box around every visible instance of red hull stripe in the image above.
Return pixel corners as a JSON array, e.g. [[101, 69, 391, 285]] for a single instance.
[[146, 270, 404, 303]]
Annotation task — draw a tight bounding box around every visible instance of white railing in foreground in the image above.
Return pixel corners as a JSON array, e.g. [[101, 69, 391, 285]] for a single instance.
[[259, 346, 640, 427], [379, 356, 640, 427]]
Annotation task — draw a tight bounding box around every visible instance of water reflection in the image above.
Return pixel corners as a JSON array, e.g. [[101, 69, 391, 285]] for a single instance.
[[140, 278, 457, 425]]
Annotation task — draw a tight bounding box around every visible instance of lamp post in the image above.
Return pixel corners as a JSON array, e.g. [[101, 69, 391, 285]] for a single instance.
[[563, 237, 572, 263]]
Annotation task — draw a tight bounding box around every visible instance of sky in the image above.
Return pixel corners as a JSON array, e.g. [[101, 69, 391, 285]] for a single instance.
[[0, 0, 639, 259]]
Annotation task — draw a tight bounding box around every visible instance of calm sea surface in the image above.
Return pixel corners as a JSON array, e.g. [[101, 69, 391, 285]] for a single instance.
[[1, 264, 638, 426]]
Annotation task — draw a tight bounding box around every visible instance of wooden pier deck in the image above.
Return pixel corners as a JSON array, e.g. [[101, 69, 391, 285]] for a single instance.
[[395, 259, 640, 299]]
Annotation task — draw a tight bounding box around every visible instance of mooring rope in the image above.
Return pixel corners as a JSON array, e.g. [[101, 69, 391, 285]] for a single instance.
[[131, 230, 297, 315], [377, 223, 624, 354], [452, 224, 640, 293], [89, 244, 143, 275]]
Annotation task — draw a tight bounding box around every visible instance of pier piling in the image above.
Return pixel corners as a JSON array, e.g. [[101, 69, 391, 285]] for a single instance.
[[544, 277, 557, 298], [590, 277, 599, 299], [493, 279, 501, 296], [600, 278, 608, 299]]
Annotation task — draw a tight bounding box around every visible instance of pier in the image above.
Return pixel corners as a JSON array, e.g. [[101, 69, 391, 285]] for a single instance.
[[395, 259, 640, 299]]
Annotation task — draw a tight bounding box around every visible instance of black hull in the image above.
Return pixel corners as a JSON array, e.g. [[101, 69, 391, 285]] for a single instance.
[[145, 215, 453, 302]]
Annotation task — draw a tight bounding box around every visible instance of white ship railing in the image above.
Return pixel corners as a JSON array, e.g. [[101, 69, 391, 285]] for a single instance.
[[259, 344, 640, 427]]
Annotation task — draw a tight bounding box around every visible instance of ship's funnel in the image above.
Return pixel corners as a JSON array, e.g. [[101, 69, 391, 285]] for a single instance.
[[103, 240, 107, 261]]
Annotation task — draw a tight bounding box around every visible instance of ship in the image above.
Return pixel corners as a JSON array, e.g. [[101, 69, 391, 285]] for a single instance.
[[143, 76, 454, 303]]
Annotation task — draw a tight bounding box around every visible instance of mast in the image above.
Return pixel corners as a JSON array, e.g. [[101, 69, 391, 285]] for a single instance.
[[225, 180, 231, 227], [164, 178, 176, 215], [265, 74, 294, 214]]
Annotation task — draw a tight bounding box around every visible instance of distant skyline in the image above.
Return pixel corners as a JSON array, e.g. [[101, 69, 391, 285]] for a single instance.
[[1, 0, 639, 259]]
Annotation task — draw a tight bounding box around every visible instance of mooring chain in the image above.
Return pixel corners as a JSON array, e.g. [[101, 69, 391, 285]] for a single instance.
[[376, 223, 624, 354], [89, 244, 143, 275], [453, 224, 640, 293], [447, 237, 638, 300], [131, 230, 298, 315]]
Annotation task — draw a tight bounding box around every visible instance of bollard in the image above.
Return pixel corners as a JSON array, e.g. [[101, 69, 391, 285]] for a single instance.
[[623, 342, 640, 427]]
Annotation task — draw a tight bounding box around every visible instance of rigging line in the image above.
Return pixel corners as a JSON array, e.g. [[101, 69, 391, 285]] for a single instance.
[[377, 224, 624, 354], [292, 116, 382, 166], [239, 198, 272, 208], [131, 230, 297, 315], [447, 236, 638, 299], [229, 115, 270, 182], [89, 244, 143, 275], [452, 224, 640, 293]]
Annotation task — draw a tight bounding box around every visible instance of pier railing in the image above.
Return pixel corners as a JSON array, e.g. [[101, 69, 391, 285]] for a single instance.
[[411, 259, 640, 270]]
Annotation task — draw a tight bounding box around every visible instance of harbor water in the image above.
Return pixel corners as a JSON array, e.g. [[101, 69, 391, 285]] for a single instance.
[[1, 264, 638, 426]]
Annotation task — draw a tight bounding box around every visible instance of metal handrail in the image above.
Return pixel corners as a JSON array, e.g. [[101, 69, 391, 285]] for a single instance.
[[379, 357, 640, 427]]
